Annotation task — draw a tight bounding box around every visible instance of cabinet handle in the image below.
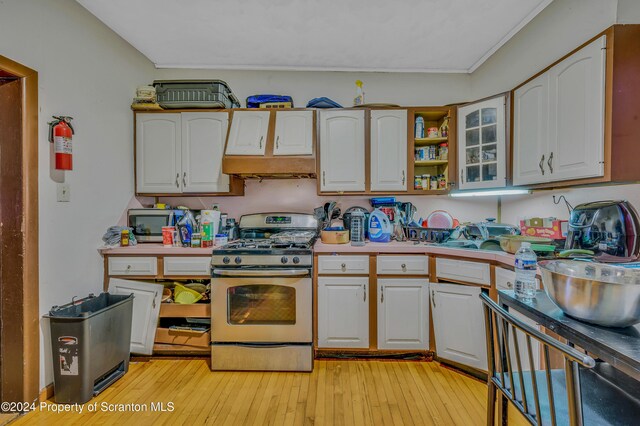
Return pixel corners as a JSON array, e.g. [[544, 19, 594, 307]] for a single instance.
[[276, 136, 280, 149], [341, 263, 346, 271], [381, 286, 384, 303], [402, 170, 405, 186], [323, 171, 326, 186], [460, 169, 464, 183], [363, 284, 367, 302], [431, 290, 436, 308], [547, 152, 554, 174], [507, 281, 513, 289], [539, 154, 545, 175], [183, 172, 187, 186], [401, 263, 407, 272], [175, 173, 180, 188], [259, 136, 264, 149], [152, 292, 157, 309]]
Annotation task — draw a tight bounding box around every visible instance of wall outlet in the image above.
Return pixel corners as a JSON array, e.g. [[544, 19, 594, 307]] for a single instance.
[[57, 183, 70, 202]]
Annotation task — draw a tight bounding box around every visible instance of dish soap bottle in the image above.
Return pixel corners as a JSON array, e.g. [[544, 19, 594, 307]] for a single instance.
[[368, 209, 392, 243], [354, 80, 365, 106]]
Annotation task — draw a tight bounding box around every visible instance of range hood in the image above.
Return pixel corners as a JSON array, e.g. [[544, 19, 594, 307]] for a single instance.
[[222, 154, 317, 179]]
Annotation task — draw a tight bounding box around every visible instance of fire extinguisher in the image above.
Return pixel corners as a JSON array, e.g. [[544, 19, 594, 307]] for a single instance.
[[48, 116, 74, 170]]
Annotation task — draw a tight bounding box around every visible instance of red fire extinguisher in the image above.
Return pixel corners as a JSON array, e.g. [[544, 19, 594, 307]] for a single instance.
[[48, 116, 74, 170]]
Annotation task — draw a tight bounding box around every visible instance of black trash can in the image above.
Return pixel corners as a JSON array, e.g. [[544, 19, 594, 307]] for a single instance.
[[45, 293, 133, 404]]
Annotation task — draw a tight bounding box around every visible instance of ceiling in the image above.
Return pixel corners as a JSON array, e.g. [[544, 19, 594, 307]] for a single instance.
[[77, 0, 553, 73]]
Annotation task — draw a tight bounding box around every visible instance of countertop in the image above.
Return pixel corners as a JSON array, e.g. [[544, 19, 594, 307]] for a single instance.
[[99, 240, 517, 266], [313, 240, 516, 266], [499, 289, 640, 381], [98, 244, 216, 255]]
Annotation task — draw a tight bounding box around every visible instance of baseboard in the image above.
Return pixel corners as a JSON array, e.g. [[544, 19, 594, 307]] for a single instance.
[[39, 383, 54, 402]]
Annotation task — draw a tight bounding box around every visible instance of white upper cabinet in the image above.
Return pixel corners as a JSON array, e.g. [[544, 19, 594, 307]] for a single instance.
[[547, 35, 606, 182], [370, 109, 408, 191], [457, 96, 506, 190], [181, 112, 229, 193], [225, 111, 270, 155], [319, 110, 366, 192], [513, 73, 550, 185], [136, 113, 182, 193], [513, 36, 606, 186], [273, 110, 314, 156]]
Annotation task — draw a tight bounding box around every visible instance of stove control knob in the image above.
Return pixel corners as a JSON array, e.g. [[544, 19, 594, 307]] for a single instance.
[[222, 256, 230, 265], [292, 257, 300, 264], [281, 256, 289, 264], [234, 256, 242, 264]]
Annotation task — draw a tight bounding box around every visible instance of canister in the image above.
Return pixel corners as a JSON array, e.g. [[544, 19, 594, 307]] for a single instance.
[[162, 226, 174, 247]]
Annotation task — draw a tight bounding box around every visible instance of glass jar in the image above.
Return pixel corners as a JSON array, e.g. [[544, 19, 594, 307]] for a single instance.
[[439, 143, 448, 160], [414, 175, 422, 190], [422, 174, 430, 190], [439, 175, 447, 189], [430, 176, 438, 190]]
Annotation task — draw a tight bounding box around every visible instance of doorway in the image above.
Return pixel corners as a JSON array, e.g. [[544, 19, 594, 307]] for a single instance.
[[0, 56, 39, 404]]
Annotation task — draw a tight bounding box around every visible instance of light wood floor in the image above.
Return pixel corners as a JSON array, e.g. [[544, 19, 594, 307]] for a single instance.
[[12, 359, 526, 425]]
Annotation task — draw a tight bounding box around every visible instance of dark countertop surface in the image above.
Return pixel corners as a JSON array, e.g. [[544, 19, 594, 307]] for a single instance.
[[498, 290, 640, 381]]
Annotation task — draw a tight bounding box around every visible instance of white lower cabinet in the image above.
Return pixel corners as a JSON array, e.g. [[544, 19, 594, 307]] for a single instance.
[[317, 277, 369, 348], [377, 279, 429, 350], [108, 278, 163, 355], [431, 282, 488, 371]]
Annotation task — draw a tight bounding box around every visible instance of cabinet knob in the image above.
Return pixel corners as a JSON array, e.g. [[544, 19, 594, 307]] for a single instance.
[[126, 264, 132, 271], [341, 263, 346, 271], [507, 281, 513, 289], [401, 263, 407, 271]]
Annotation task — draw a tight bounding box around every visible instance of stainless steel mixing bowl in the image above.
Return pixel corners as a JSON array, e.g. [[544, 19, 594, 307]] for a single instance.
[[538, 260, 640, 327]]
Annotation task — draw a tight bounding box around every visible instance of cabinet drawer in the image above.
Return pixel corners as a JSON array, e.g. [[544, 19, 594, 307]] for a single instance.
[[155, 327, 210, 348], [495, 266, 541, 290], [376, 255, 428, 275], [495, 267, 516, 290], [163, 256, 211, 276], [108, 257, 158, 276], [159, 303, 210, 318], [436, 258, 490, 285], [318, 255, 369, 275]]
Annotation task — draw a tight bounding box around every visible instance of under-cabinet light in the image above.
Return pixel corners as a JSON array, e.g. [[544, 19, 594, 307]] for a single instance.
[[449, 189, 531, 197]]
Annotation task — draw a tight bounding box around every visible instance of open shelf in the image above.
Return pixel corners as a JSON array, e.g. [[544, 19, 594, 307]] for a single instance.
[[415, 137, 448, 146], [414, 160, 449, 166]]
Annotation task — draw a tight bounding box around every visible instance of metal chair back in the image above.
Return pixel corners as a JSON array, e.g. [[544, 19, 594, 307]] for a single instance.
[[480, 292, 595, 426]]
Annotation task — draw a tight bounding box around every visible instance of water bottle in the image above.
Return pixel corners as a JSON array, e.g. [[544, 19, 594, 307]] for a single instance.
[[514, 242, 537, 301]]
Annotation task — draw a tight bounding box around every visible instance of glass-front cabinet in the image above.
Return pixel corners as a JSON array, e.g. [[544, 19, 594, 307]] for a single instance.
[[457, 95, 507, 190]]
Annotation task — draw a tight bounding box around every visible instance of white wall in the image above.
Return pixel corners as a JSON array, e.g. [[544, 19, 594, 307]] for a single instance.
[[0, 0, 156, 388], [470, 0, 617, 99], [617, 0, 640, 23], [154, 68, 472, 108]]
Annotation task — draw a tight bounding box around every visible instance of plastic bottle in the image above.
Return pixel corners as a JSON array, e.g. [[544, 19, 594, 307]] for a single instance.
[[354, 80, 365, 106], [368, 209, 392, 243], [415, 117, 425, 139], [514, 242, 537, 301]]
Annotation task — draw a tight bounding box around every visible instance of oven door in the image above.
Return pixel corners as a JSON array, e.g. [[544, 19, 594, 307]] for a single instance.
[[211, 272, 312, 343]]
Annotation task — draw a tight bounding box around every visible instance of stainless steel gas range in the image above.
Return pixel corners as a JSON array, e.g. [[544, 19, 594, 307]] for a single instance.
[[210, 213, 319, 372]]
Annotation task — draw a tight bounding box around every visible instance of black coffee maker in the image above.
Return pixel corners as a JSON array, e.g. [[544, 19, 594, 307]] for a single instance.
[[565, 200, 640, 258]]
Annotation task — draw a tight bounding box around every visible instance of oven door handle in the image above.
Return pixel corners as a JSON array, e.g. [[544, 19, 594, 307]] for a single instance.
[[212, 268, 310, 277]]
